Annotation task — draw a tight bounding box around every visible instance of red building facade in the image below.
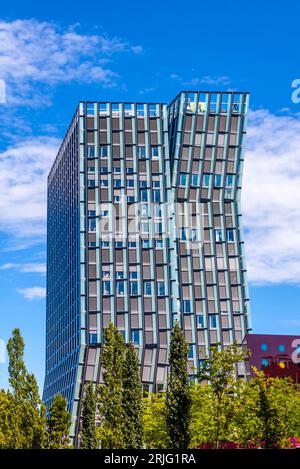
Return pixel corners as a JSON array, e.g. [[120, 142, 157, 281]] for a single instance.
[[243, 334, 300, 385]]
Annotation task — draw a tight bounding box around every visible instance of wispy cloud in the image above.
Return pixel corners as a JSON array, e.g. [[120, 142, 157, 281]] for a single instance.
[[17, 286, 46, 300], [138, 87, 155, 95], [279, 319, 300, 328], [0, 262, 46, 273], [0, 19, 142, 105], [243, 109, 300, 285], [199, 75, 231, 86], [170, 74, 231, 87]]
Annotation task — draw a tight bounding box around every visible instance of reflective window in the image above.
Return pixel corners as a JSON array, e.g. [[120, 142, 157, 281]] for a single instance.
[[131, 330, 140, 345], [226, 175, 233, 187], [116, 281, 125, 295], [209, 314, 217, 329], [197, 315, 205, 328], [214, 174, 222, 187], [157, 281, 165, 296], [227, 229, 234, 242], [100, 146, 108, 158], [179, 173, 187, 186], [203, 174, 211, 187], [88, 145, 95, 158], [191, 174, 200, 186], [102, 281, 111, 295], [130, 281, 138, 295], [188, 345, 194, 359], [144, 281, 152, 295], [151, 146, 159, 158], [215, 229, 223, 242], [89, 333, 98, 345], [138, 145, 146, 159]]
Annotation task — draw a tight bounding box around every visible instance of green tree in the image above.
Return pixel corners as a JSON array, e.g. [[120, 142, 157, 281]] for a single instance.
[[198, 343, 249, 448], [166, 321, 191, 449], [97, 323, 126, 448], [143, 393, 169, 449], [47, 394, 71, 448], [80, 382, 98, 449], [239, 370, 300, 448], [0, 389, 17, 448], [7, 329, 27, 400], [6, 328, 47, 448], [189, 383, 218, 447], [122, 342, 144, 448]]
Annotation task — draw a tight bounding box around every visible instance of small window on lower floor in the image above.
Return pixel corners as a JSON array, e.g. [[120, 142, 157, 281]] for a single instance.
[[188, 345, 194, 359], [131, 330, 140, 345], [130, 281, 138, 295], [157, 281, 165, 296], [197, 315, 205, 328], [183, 300, 191, 313], [227, 229, 235, 242], [89, 333, 98, 345], [209, 314, 217, 329], [88, 145, 95, 158]]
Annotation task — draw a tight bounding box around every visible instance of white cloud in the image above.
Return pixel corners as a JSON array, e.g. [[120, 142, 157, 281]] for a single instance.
[[170, 74, 231, 87], [139, 87, 155, 95], [170, 73, 181, 80], [243, 109, 300, 285], [0, 262, 46, 273], [0, 19, 142, 104], [200, 75, 231, 86], [279, 320, 300, 328], [17, 286, 46, 300], [0, 137, 59, 239]]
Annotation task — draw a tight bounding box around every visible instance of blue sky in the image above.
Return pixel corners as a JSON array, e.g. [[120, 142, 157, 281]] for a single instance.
[[1, 0, 300, 392]]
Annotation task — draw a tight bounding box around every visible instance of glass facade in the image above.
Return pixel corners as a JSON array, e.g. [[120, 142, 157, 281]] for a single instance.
[[43, 110, 82, 436], [167, 91, 251, 376], [44, 91, 252, 443]]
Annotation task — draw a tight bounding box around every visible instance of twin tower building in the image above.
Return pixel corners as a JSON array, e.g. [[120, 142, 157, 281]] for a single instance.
[[43, 91, 252, 440]]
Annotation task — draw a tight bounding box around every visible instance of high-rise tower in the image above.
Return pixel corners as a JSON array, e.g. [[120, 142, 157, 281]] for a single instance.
[[43, 92, 251, 442]]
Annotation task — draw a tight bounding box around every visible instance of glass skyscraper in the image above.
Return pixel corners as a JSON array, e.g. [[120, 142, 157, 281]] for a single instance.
[[43, 91, 251, 442]]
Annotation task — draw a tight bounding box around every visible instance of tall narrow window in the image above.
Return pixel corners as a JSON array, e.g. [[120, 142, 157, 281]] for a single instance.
[[100, 146, 108, 158], [214, 174, 222, 187], [102, 281, 111, 295], [179, 173, 187, 186], [153, 190, 161, 203], [131, 330, 140, 345], [144, 282, 152, 296], [130, 281, 138, 295], [188, 345, 194, 359], [183, 300, 191, 313], [197, 315, 205, 328], [227, 229, 235, 242], [157, 281, 165, 296], [88, 145, 95, 158], [138, 145, 146, 159], [191, 174, 199, 186], [116, 281, 125, 295], [151, 146, 159, 158], [215, 229, 223, 242], [203, 174, 211, 187], [209, 314, 217, 329], [226, 174, 233, 187]]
